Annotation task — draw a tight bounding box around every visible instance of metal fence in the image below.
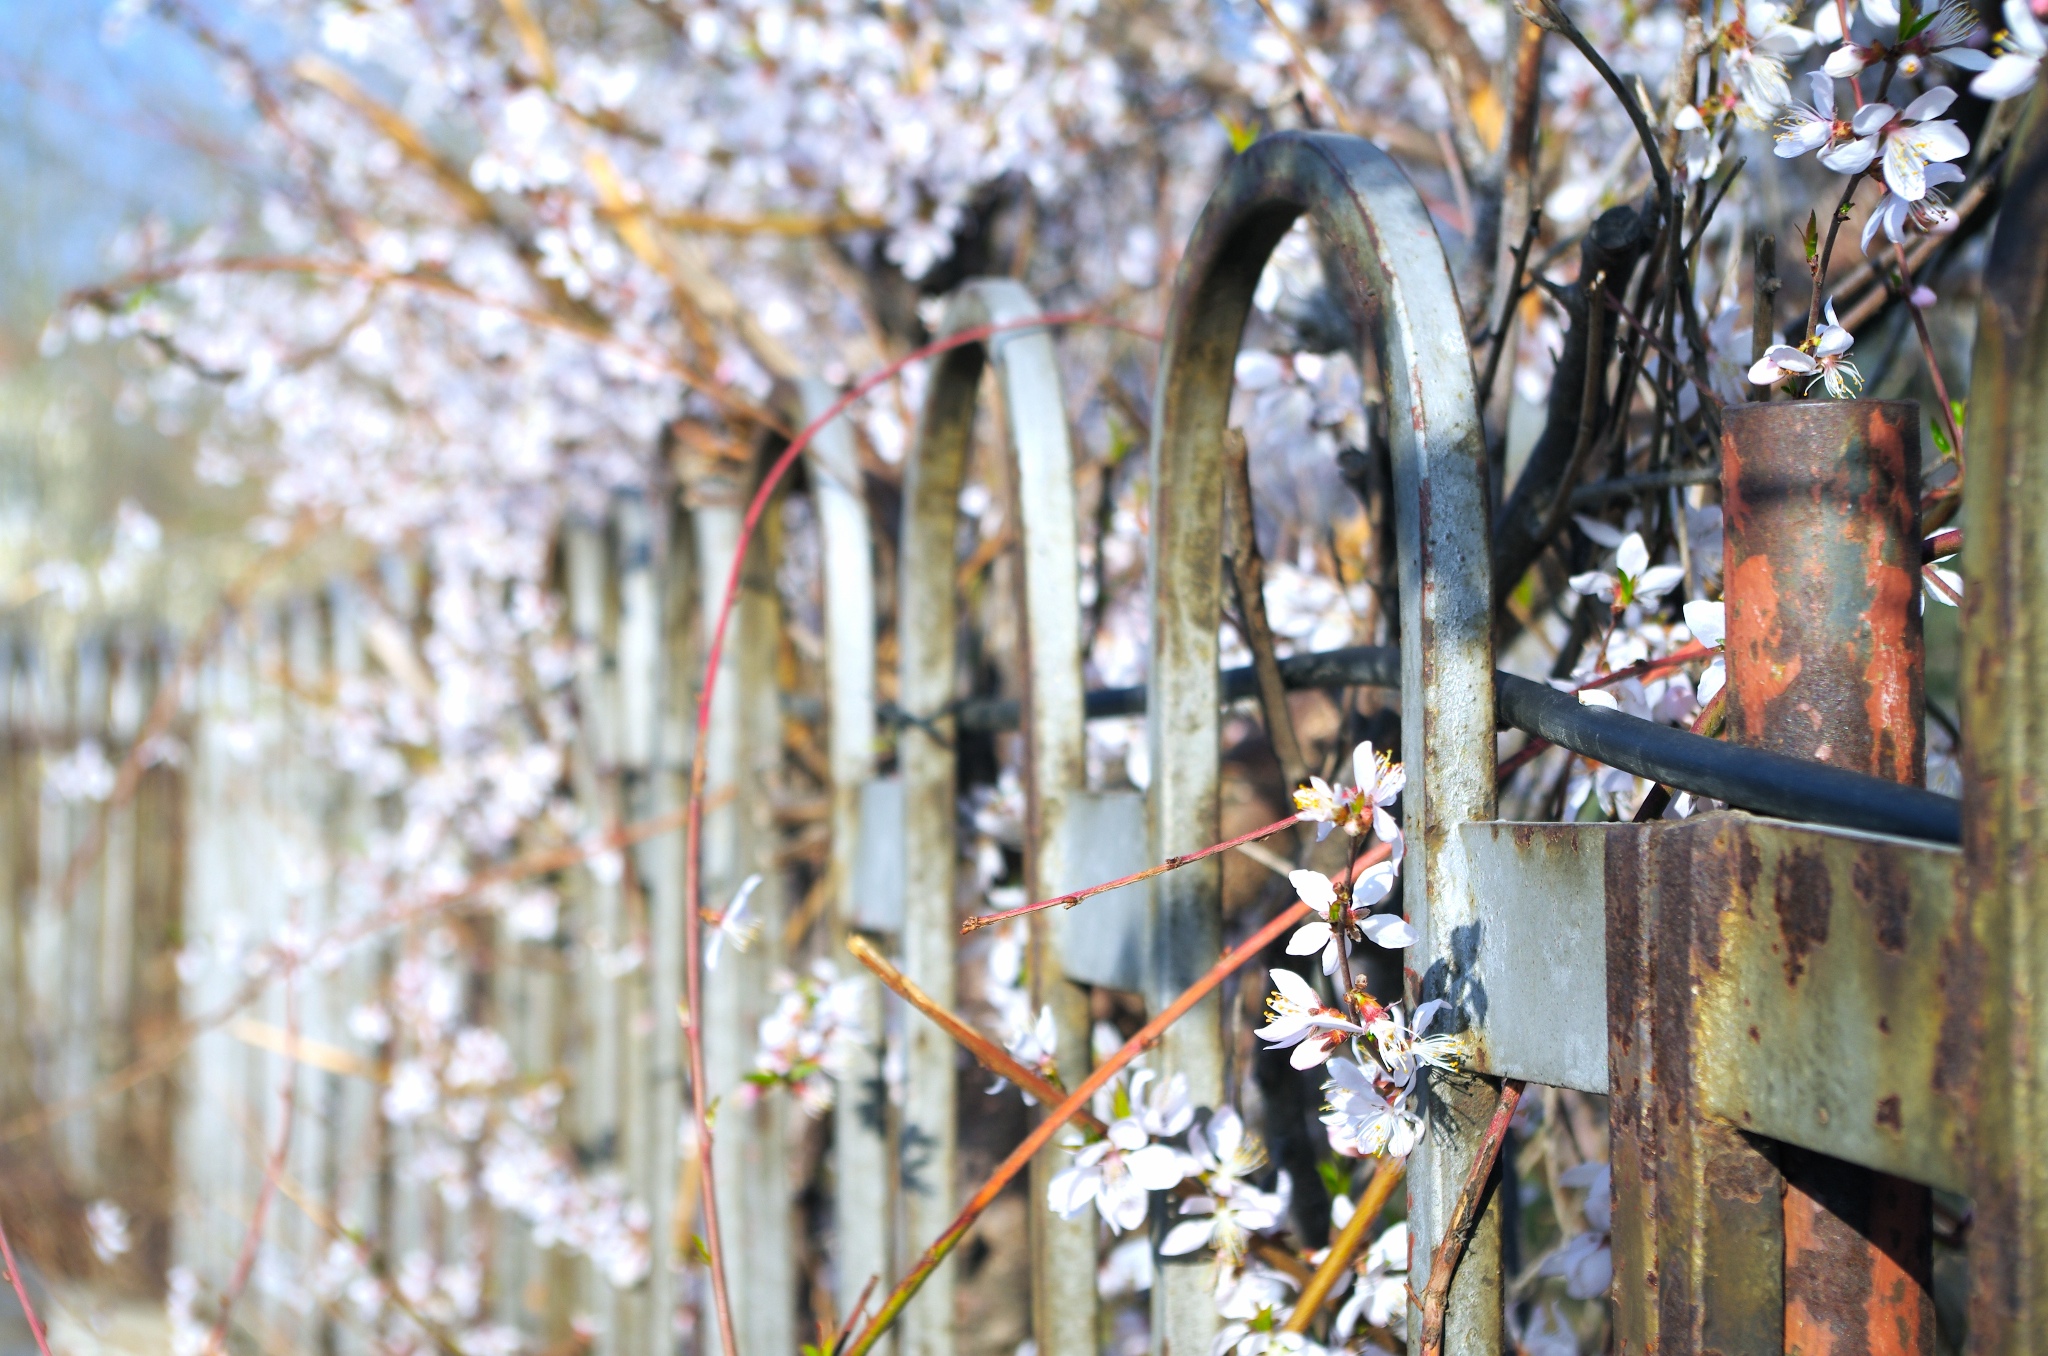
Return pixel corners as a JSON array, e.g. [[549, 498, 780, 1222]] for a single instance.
[[7, 100, 2046, 1356]]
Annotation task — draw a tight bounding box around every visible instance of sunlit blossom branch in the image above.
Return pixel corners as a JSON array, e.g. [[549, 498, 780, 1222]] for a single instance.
[[1893, 243, 1966, 462], [960, 812, 1305, 934], [67, 255, 786, 432], [680, 307, 1158, 1356], [843, 886, 1336, 1356], [0, 1209, 52, 1356], [1280, 1154, 1406, 1334], [1417, 1079, 1527, 1356], [846, 936, 1102, 1132]]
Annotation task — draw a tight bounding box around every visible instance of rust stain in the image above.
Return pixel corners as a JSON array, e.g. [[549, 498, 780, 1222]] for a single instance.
[[1728, 552, 1803, 737], [1774, 847, 1832, 986], [1853, 852, 1912, 955], [1876, 1095, 1903, 1131]]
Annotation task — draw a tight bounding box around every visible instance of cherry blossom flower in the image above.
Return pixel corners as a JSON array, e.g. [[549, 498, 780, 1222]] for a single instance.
[[1824, 0, 1988, 77], [1321, 1056, 1423, 1159], [1256, 968, 1369, 1070], [1368, 999, 1471, 1087], [87, 1200, 132, 1262], [704, 872, 763, 971], [1540, 1162, 1614, 1299], [1826, 87, 1970, 201], [1675, 105, 1723, 180], [1721, 1, 1819, 122], [1210, 1265, 1308, 1356], [1973, 0, 2047, 97], [1283, 865, 1404, 976], [1569, 531, 1686, 610], [1048, 1070, 1196, 1232], [1289, 741, 1406, 855], [1331, 1220, 1408, 1341], [1161, 1111, 1288, 1263], [1749, 301, 1863, 397], [1863, 161, 1966, 249], [1774, 72, 1848, 159]]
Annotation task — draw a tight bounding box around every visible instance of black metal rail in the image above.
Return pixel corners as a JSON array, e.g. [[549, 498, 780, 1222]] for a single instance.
[[950, 645, 1961, 846]]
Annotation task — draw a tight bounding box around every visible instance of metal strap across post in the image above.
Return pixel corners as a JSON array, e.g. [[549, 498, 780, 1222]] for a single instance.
[[1145, 131, 1499, 1356], [898, 278, 1095, 1356]]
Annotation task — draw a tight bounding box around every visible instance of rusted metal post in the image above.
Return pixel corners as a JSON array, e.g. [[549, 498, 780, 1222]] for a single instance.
[[899, 279, 1094, 1356], [1147, 132, 1495, 1356], [1722, 397, 1933, 1356], [1960, 83, 2048, 1356]]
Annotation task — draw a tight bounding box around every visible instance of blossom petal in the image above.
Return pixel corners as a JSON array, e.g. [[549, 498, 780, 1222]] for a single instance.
[[1290, 1038, 1336, 1070], [1616, 532, 1650, 579], [1683, 599, 1726, 647], [1852, 102, 1897, 134], [1819, 132, 1879, 173], [1286, 920, 1333, 957], [1823, 43, 1873, 77], [1288, 869, 1336, 911], [1160, 1217, 1216, 1256], [1125, 1142, 1192, 1191], [1903, 85, 1959, 120], [1361, 914, 1417, 949], [1635, 564, 1687, 600], [1971, 51, 2041, 99], [1270, 966, 1321, 1009]]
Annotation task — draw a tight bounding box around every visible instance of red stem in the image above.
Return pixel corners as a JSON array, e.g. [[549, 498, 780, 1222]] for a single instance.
[[960, 811, 1304, 933], [1418, 1079, 1527, 1356], [0, 1209, 51, 1356]]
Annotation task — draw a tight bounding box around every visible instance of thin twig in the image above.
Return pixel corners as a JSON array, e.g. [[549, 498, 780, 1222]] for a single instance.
[[830, 1275, 880, 1356], [1418, 1079, 1527, 1356], [960, 812, 1303, 933], [1477, 210, 1544, 409], [0, 1209, 51, 1356], [1893, 243, 1965, 464], [846, 936, 1102, 1131], [1251, 0, 1358, 135], [1809, 176, 1864, 342], [1281, 1156, 1407, 1334]]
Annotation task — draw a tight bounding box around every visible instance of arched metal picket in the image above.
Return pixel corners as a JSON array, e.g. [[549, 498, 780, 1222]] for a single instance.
[[896, 278, 1097, 1356]]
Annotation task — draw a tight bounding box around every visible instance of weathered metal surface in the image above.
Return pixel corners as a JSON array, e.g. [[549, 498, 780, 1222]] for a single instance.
[[1607, 815, 1787, 1356], [900, 278, 1095, 1356], [1960, 80, 2048, 1356], [1458, 823, 1610, 1094], [692, 474, 798, 1356], [1681, 820, 1966, 1194], [802, 379, 894, 1328], [1055, 789, 1151, 992], [1721, 400, 1935, 1356], [851, 776, 905, 932], [1722, 399, 1925, 782], [1147, 131, 1497, 1356]]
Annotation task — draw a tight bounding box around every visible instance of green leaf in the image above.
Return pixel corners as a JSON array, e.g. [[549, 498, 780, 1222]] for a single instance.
[[693, 1234, 713, 1265], [1802, 211, 1820, 264], [1931, 418, 1952, 456], [1318, 1157, 1353, 1203], [1216, 111, 1259, 154]]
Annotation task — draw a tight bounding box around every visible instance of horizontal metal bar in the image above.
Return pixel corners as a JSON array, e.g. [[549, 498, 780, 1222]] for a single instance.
[[1681, 818, 1968, 1195], [943, 645, 1961, 846], [1495, 673, 1962, 845], [1460, 822, 1612, 1094], [951, 645, 1400, 731], [1568, 464, 1718, 509]]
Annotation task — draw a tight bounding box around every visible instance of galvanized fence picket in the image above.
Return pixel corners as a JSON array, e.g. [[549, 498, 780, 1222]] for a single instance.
[[896, 277, 1099, 1356]]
